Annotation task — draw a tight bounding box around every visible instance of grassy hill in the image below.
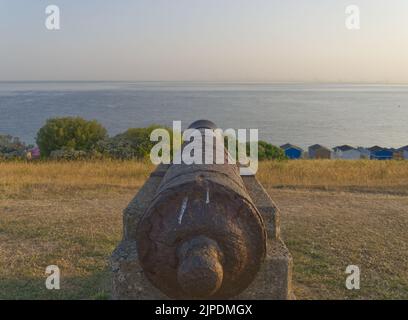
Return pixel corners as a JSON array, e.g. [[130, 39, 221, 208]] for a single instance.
[[1, 160, 408, 299]]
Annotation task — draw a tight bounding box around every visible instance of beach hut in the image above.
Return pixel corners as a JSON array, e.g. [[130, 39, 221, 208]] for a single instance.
[[308, 144, 332, 159], [356, 147, 371, 159], [280, 143, 303, 159], [397, 146, 408, 160], [368, 146, 393, 160], [332, 145, 361, 160], [391, 148, 403, 160]]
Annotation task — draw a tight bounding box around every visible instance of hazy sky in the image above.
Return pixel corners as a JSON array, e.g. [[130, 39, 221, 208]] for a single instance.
[[1, 0, 407, 82]]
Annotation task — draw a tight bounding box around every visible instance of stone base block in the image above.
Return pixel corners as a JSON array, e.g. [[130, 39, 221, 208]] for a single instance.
[[110, 165, 294, 300], [111, 238, 293, 300]]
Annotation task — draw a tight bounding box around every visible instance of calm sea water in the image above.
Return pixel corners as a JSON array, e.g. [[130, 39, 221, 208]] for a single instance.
[[0, 82, 407, 148]]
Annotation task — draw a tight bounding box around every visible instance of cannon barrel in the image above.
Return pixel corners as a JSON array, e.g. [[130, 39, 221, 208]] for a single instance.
[[136, 120, 266, 299]]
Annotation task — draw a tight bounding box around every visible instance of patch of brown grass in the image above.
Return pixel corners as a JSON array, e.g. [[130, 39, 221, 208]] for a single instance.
[[0, 160, 154, 200], [258, 160, 408, 195], [1, 160, 408, 299], [270, 189, 408, 300]]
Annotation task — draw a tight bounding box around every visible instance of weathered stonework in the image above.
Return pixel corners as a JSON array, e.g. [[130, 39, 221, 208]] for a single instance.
[[110, 164, 294, 300]]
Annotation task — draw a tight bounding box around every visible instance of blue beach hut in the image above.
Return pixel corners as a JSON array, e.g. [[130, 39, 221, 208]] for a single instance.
[[368, 146, 394, 160], [280, 143, 303, 159]]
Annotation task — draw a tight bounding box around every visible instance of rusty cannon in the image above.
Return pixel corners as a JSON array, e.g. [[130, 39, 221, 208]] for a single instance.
[[111, 120, 294, 300], [136, 120, 266, 299]]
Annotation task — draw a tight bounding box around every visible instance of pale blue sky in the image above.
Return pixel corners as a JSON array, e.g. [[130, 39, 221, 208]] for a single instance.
[[1, 0, 407, 82]]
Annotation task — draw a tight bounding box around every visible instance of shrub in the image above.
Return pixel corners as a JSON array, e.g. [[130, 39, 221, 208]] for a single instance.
[[97, 137, 139, 160], [224, 137, 286, 161], [256, 140, 287, 161], [0, 135, 29, 160], [49, 148, 103, 161], [36, 117, 107, 157], [49, 149, 89, 161], [97, 125, 173, 160]]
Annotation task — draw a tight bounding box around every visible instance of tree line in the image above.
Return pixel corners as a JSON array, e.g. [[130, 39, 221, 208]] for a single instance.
[[0, 117, 286, 161]]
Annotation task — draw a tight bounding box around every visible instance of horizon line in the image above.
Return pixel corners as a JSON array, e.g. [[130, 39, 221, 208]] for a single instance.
[[1, 80, 408, 86]]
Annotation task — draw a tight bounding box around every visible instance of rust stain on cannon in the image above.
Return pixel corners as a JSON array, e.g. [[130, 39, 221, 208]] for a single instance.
[[136, 120, 266, 299]]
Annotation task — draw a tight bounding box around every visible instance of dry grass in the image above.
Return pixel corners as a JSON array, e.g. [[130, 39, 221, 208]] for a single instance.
[[269, 189, 408, 300], [0, 160, 152, 299], [258, 160, 408, 195], [1, 159, 408, 299], [3, 159, 408, 198], [0, 160, 154, 200]]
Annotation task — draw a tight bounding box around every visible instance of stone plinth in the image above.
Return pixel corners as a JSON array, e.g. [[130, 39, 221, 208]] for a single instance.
[[110, 164, 294, 300]]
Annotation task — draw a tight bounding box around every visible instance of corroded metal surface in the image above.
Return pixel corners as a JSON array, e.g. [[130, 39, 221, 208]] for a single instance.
[[136, 120, 266, 299]]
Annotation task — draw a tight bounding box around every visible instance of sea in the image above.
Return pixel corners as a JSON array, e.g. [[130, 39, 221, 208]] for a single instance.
[[0, 82, 407, 149]]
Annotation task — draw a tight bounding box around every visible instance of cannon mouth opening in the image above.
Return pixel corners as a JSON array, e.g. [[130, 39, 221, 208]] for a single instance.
[[177, 236, 224, 298], [188, 120, 217, 130]]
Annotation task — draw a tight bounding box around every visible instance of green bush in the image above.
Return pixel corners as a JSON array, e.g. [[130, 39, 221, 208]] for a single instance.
[[256, 140, 287, 161], [0, 135, 29, 160], [49, 149, 89, 161], [49, 149, 103, 161], [36, 117, 107, 157], [97, 125, 173, 160], [244, 140, 286, 161], [224, 137, 286, 161]]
